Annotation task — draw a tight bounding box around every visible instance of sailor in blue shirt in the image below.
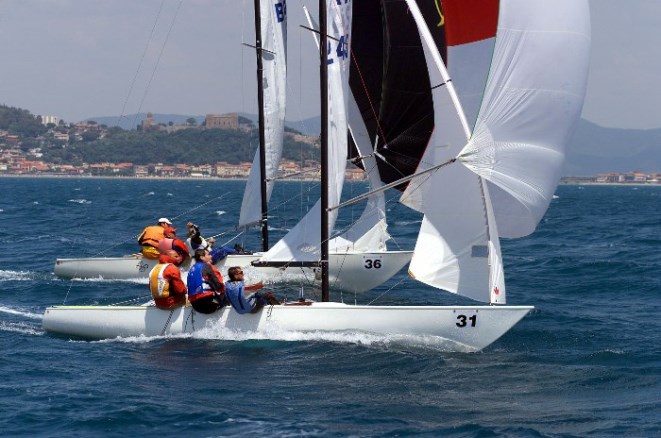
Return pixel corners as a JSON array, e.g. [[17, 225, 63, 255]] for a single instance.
[[224, 266, 280, 314]]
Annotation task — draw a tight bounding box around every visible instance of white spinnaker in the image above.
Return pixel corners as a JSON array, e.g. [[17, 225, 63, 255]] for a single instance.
[[402, 0, 503, 303], [459, 0, 591, 239], [405, 0, 590, 303], [239, 0, 288, 228], [262, 1, 352, 262]]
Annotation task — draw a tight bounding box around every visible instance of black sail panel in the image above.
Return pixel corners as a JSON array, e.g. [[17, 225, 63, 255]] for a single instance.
[[349, 0, 447, 190]]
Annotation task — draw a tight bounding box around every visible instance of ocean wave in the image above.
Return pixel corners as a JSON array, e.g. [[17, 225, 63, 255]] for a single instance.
[[0, 305, 43, 320], [0, 270, 33, 281], [0, 321, 43, 336], [68, 199, 92, 204]]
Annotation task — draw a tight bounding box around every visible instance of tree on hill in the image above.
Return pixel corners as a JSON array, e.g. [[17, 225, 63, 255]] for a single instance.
[[0, 104, 47, 137], [41, 126, 319, 165]]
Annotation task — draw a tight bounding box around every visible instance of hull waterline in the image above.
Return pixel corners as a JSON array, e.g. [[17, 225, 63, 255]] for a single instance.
[[53, 251, 413, 294], [42, 303, 533, 352]]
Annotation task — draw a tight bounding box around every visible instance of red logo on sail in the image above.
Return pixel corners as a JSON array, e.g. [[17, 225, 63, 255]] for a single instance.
[[493, 287, 500, 295]]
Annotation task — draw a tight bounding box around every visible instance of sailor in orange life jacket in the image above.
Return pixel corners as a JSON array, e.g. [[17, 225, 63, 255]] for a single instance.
[[137, 217, 172, 259], [148, 249, 187, 310], [186, 248, 228, 314], [157, 226, 190, 266]]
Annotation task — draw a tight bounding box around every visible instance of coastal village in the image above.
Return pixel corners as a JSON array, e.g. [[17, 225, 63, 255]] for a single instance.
[[0, 112, 659, 184], [0, 112, 367, 181]]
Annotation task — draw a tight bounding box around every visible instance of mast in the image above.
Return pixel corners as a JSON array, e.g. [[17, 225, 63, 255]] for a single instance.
[[319, 0, 329, 302], [254, 0, 269, 251]]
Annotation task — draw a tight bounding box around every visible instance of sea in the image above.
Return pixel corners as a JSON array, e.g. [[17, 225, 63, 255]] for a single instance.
[[0, 177, 659, 437]]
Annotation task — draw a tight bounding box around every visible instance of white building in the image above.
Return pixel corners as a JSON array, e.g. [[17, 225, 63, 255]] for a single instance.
[[41, 115, 59, 126]]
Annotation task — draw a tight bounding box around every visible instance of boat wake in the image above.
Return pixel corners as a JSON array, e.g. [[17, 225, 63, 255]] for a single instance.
[[0, 320, 43, 336], [0, 305, 43, 320], [66, 276, 149, 285], [0, 270, 34, 281], [88, 323, 476, 352]]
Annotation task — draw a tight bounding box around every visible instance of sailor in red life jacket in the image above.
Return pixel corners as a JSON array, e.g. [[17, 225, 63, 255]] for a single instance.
[[137, 217, 171, 259], [157, 226, 190, 266], [186, 248, 228, 314], [148, 250, 187, 310]]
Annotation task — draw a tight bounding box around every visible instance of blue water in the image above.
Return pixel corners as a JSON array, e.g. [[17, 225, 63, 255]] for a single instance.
[[0, 177, 659, 437]]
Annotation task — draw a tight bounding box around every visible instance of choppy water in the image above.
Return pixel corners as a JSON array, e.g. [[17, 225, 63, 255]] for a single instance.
[[0, 177, 659, 437]]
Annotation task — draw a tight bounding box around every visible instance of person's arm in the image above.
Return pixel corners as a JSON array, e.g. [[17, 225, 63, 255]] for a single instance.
[[165, 266, 187, 296], [202, 264, 225, 292], [244, 282, 263, 292]]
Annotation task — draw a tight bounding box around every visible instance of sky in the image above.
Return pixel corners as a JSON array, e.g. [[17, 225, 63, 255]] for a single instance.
[[0, 0, 659, 130]]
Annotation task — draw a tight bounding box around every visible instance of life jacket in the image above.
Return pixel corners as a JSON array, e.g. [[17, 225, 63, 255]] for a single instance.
[[158, 238, 189, 257], [149, 263, 172, 299], [186, 262, 223, 300], [139, 226, 164, 248]]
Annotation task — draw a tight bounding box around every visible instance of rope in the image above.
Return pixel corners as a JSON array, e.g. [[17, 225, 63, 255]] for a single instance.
[[367, 275, 408, 306], [161, 309, 175, 336], [120, 0, 166, 128]]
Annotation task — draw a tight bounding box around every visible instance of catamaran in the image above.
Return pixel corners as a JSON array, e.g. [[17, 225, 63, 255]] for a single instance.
[[43, 0, 591, 351]]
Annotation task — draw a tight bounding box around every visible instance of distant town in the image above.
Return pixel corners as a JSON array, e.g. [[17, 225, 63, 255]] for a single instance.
[[0, 111, 659, 184], [0, 111, 364, 182]]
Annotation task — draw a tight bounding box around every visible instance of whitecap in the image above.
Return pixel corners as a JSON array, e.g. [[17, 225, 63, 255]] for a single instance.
[[0, 270, 32, 281], [0, 321, 44, 336], [0, 305, 43, 320], [68, 199, 92, 204], [216, 210, 226, 216]]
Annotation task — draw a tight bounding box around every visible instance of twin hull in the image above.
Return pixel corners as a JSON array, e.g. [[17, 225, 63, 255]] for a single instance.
[[53, 251, 413, 294], [42, 303, 533, 352]]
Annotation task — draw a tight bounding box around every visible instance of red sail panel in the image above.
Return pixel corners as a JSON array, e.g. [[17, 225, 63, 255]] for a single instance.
[[443, 0, 499, 46]]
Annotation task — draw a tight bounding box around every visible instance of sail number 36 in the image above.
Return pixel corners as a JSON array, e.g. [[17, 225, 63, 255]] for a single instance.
[[456, 314, 477, 328], [364, 259, 382, 269]]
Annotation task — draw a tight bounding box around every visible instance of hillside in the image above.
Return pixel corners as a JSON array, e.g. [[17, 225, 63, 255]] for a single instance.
[[566, 120, 661, 175], [4, 105, 661, 175]]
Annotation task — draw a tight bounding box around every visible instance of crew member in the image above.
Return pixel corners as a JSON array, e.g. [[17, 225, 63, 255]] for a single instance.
[[148, 249, 187, 309], [138, 217, 171, 259], [186, 248, 227, 314], [225, 266, 280, 314], [157, 226, 190, 266]]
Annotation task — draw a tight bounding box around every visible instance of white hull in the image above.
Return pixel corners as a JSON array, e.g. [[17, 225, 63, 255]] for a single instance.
[[53, 251, 413, 294], [42, 303, 533, 351]]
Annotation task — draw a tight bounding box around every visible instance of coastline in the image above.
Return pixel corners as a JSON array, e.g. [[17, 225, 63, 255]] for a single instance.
[[1, 173, 659, 186]]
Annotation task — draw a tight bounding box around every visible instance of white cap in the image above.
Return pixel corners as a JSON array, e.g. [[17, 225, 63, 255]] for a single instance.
[[158, 217, 172, 225]]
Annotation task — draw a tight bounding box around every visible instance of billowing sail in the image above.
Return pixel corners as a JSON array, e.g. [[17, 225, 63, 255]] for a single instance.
[[239, 0, 288, 229], [404, 0, 590, 303], [262, 1, 353, 262], [330, 95, 389, 253], [348, 1, 446, 190]]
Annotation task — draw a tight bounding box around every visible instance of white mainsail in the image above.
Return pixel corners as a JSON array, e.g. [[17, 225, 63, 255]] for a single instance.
[[301, 5, 389, 255], [261, 1, 353, 262], [239, 0, 288, 229]]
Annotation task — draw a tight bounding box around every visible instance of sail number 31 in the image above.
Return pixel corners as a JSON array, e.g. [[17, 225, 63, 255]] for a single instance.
[[456, 314, 477, 327]]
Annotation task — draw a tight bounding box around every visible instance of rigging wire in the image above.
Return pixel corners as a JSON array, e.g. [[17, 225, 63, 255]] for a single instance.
[[133, 0, 184, 127], [118, 0, 166, 128]]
